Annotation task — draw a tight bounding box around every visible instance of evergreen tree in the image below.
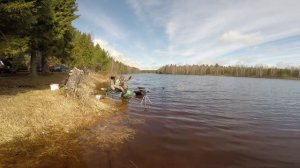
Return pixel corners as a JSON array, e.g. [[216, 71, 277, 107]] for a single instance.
[[1, 0, 138, 75], [47, 0, 77, 66], [0, 0, 36, 58], [92, 44, 109, 71], [29, 0, 77, 75], [0, 0, 77, 75], [29, 0, 53, 75], [69, 31, 94, 67]]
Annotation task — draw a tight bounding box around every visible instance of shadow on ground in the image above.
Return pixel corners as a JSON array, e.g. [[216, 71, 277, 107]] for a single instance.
[[0, 72, 68, 96]]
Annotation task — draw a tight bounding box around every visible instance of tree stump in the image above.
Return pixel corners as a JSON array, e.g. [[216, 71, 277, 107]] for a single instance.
[[65, 67, 84, 95]]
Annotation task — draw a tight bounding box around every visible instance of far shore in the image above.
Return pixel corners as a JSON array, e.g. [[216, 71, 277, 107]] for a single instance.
[[153, 72, 300, 81]]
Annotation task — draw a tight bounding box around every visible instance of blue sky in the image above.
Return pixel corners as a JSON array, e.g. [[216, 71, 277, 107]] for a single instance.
[[72, 0, 300, 70]]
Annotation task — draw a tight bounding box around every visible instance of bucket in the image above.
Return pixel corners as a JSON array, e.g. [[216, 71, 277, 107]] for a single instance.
[[96, 95, 103, 100], [50, 84, 59, 91], [123, 90, 133, 98]]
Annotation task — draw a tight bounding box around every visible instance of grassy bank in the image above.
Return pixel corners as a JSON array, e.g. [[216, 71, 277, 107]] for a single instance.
[[0, 73, 137, 167]]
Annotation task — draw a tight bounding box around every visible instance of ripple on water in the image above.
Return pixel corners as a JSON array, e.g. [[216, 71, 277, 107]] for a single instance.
[[117, 74, 300, 167]]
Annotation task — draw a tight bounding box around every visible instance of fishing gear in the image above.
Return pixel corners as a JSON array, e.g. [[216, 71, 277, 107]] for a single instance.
[[134, 87, 152, 107]]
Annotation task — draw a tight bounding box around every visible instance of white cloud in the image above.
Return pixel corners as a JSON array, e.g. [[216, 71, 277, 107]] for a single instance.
[[74, 0, 300, 68], [220, 31, 262, 44], [126, 0, 171, 25], [166, 21, 177, 40], [93, 38, 141, 68], [127, 0, 300, 66], [126, 0, 142, 18], [78, 4, 125, 39]]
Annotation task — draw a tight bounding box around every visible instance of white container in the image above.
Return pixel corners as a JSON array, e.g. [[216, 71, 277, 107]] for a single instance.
[[50, 84, 59, 91], [96, 95, 102, 100]]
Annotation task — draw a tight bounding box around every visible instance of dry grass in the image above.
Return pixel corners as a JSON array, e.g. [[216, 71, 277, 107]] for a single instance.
[[0, 89, 106, 143], [0, 73, 138, 167]]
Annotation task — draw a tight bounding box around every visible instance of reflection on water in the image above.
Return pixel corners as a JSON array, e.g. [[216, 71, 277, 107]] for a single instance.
[[106, 74, 300, 168]]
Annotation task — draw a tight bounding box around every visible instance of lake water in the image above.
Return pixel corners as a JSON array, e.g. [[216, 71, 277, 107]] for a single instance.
[[104, 74, 300, 167]]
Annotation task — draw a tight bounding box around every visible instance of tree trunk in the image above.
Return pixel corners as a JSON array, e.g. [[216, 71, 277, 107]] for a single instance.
[[30, 50, 38, 76], [41, 54, 49, 74]]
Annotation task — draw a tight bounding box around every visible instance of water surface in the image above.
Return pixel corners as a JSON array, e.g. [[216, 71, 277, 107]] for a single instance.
[[106, 74, 300, 167]]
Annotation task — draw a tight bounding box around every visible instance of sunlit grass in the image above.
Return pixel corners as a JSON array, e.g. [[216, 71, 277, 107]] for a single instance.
[[0, 73, 137, 167]]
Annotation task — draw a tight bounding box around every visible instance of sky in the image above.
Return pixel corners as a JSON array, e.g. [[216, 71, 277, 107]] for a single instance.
[[72, 0, 300, 70]]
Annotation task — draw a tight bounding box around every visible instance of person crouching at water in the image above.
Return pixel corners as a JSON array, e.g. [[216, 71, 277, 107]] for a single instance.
[[111, 75, 132, 95]]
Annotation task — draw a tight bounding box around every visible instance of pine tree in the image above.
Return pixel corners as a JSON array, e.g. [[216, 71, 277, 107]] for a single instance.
[[0, 0, 36, 59], [92, 44, 109, 71], [69, 31, 94, 67], [47, 0, 77, 66], [30, 0, 78, 75], [0, 0, 77, 75]]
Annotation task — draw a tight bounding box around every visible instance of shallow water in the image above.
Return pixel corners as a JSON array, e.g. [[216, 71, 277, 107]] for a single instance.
[[100, 74, 300, 168]]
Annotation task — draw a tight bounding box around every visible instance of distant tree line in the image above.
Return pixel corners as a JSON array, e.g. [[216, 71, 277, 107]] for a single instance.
[[157, 64, 300, 79], [140, 70, 157, 73], [0, 0, 138, 75]]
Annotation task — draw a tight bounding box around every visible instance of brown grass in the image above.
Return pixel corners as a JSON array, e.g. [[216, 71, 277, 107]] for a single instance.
[[0, 73, 139, 167]]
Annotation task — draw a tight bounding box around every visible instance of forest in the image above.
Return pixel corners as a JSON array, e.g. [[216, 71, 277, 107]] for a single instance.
[[0, 0, 139, 75], [157, 64, 300, 79]]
